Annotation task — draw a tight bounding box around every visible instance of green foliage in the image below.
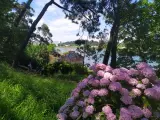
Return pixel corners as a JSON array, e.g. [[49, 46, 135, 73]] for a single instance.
[[0, 0, 34, 63], [33, 23, 53, 44], [118, 0, 160, 68], [25, 44, 55, 66], [0, 63, 76, 120], [75, 40, 86, 46], [47, 44, 56, 52], [72, 63, 88, 75], [42, 62, 89, 78], [59, 62, 73, 74], [58, 40, 99, 47]]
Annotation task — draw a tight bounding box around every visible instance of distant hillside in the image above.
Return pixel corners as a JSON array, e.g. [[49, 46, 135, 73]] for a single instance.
[[58, 40, 99, 46]]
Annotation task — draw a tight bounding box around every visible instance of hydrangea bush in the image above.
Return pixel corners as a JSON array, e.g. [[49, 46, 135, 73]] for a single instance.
[[57, 62, 160, 120]]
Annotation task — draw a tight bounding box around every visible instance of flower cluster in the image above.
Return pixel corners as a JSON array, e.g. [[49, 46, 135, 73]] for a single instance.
[[57, 63, 160, 120]]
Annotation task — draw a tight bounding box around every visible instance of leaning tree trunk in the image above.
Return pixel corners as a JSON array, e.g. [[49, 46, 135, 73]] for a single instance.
[[13, 0, 73, 67], [13, 0, 53, 67], [103, 20, 117, 65], [14, 0, 33, 27]]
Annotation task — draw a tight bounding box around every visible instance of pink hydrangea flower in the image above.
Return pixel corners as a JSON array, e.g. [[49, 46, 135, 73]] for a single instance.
[[120, 88, 129, 96], [100, 78, 110, 86], [112, 69, 126, 80], [136, 83, 146, 89], [120, 107, 131, 115], [105, 65, 113, 72], [82, 78, 89, 83], [58, 105, 68, 113], [142, 108, 152, 118], [90, 89, 99, 97], [128, 78, 138, 86], [97, 70, 105, 77], [141, 67, 156, 80], [57, 62, 160, 120], [136, 62, 149, 70], [102, 105, 112, 115], [106, 113, 116, 120], [89, 64, 97, 72], [104, 72, 113, 80], [77, 100, 85, 107], [65, 97, 75, 106], [96, 63, 106, 70], [88, 78, 94, 84], [98, 89, 108, 96], [73, 106, 79, 111], [90, 79, 100, 87], [71, 91, 79, 98], [120, 95, 132, 105], [144, 88, 157, 99], [154, 80, 160, 86], [131, 88, 142, 97], [83, 90, 90, 97], [110, 75, 118, 82], [85, 105, 94, 115], [87, 75, 93, 79], [71, 87, 81, 97], [70, 111, 80, 119], [63, 108, 69, 114], [142, 78, 150, 85], [57, 113, 67, 120], [109, 82, 122, 91], [85, 97, 95, 104], [120, 67, 129, 73], [78, 81, 87, 89], [152, 86, 160, 100], [119, 107, 132, 120], [128, 105, 143, 119], [128, 68, 139, 76]]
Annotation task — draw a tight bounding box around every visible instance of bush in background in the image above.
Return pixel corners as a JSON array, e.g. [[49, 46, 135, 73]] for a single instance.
[[72, 63, 88, 75], [42, 62, 89, 77]]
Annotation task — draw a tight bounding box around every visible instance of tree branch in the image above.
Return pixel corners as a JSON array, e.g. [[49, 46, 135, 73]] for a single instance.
[[52, 0, 73, 13], [14, 0, 33, 27], [52, 1, 90, 21]]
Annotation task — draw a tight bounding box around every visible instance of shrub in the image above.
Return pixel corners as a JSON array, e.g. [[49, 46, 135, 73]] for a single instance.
[[42, 62, 89, 76], [59, 62, 73, 74], [72, 63, 88, 75], [57, 62, 160, 120], [42, 62, 62, 75]]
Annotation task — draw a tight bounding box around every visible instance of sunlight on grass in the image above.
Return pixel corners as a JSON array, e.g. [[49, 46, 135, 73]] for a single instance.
[[0, 63, 77, 120]]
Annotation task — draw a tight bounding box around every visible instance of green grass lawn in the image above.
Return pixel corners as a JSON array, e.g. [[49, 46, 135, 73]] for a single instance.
[[0, 63, 77, 120]]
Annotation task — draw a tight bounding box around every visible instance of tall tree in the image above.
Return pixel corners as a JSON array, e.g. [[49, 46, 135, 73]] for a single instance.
[[118, 0, 160, 68], [31, 23, 53, 44], [14, 0, 33, 27], [14, 0, 74, 67], [60, 0, 137, 68]]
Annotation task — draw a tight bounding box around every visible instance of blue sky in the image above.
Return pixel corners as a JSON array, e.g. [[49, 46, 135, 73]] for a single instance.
[[18, 0, 96, 43]]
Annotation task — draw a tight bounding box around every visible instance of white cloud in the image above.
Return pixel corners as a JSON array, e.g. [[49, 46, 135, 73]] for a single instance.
[[31, 0, 82, 42], [49, 18, 79, 31], [30, 0, 103, 42]]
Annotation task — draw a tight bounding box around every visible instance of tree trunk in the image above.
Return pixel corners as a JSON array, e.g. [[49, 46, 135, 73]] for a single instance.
[[13, 0, 53, 67], [14, 0, 33, 27], [110, 23, 119, 68], [103, 20, 117, 65], [104, 0, 121, 68]]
